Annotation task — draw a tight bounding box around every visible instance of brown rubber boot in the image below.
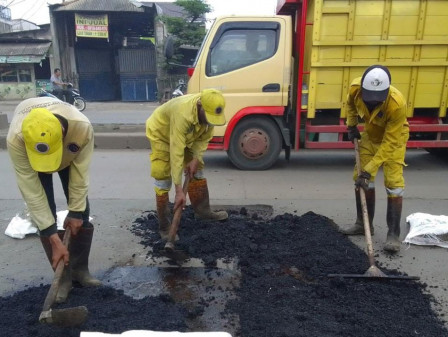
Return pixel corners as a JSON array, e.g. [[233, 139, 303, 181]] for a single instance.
[[156, 193, 171, 240], [40, 231, 73, 303], [384, 196, 402, 253], [188, 178, 228, 221], [340, 189, 375, 235], [70, 225, 102, 287]]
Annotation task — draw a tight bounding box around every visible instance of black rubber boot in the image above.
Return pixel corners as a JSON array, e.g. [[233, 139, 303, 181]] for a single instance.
[[40, 231, 72, 303], [156, 193, 171, 240], [340, 189, 375, 235], [188, 178, 228, 221], [70, 225, 102, 287], [384, 196, 402, 253]]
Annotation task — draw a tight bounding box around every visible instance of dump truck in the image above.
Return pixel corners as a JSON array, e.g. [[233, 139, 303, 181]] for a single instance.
[[184, 0, 448, 170]]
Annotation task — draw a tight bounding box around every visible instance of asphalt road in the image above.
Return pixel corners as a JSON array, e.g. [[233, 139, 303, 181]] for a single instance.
[[0, 100, 158, 125], [1, 148, 448, 328]]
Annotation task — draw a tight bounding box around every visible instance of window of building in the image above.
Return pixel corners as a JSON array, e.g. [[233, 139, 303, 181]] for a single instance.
[[18, 68, 32, 82], [0, 64, 32, 82], [0, 65, 18, 82]]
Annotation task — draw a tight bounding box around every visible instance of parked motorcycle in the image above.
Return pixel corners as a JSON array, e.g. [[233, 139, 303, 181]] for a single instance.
[[171, 79, 186, 99], [39, 83, 86, 112]]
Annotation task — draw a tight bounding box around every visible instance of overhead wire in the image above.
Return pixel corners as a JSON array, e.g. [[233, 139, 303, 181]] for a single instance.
[[23, 0, 46, 21], [4, 0, 18, 8], [7, 0, 29, 7]]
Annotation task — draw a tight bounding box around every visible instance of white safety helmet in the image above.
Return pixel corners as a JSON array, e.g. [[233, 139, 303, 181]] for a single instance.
[[361, 65, 391, 102]]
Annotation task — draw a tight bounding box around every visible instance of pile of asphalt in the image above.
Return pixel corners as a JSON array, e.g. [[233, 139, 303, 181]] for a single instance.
[[132, 208, 448, 337], [1, 208, 446, 336], [0, 285, 187, 336]]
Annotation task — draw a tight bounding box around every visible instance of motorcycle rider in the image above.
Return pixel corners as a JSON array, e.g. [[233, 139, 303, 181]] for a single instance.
[[51, 68, 74, 104]]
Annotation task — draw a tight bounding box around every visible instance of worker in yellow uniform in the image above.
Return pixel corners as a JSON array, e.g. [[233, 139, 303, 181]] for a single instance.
[[340, 65, 409, 253], [7, 97, 101, 303], [146, 89, 228, 240]]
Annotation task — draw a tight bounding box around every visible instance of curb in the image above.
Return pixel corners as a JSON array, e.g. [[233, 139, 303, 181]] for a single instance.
[[0, 124, 150, 150], [94, 132, 149, 149]]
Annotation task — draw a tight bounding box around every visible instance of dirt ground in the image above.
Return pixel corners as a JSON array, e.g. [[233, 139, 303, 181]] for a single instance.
[[2, 207, 446, 336]]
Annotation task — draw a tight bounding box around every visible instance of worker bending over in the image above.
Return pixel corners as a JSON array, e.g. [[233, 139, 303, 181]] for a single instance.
[[146, 89, 228, 240], [7, 97, 101, 303]]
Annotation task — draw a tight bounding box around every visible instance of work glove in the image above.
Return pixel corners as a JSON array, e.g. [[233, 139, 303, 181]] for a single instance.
[[347, 126, 361, 143], [355, 171, 371, 191]]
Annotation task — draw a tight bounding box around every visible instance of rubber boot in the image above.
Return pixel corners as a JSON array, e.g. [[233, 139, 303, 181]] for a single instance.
[[40, 231, 72, 303], [384, 196, 402, 253], [70, 225, 102, 287], [156, 193, 171, 240], [188, 178, 228, 221], [340, 189, 375, 235]]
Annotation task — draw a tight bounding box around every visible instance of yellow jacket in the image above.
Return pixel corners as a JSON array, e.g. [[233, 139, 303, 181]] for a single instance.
[[146, 94, 213, 185], [346, 77, 409, 175], [7, 97, 94, 231]]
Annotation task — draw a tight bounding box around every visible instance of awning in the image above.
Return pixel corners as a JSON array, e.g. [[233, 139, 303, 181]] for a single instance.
[[0, 41, 51, 63]]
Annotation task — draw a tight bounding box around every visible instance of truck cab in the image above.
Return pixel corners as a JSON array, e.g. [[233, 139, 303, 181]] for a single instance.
[[187, 16, 293, 170]]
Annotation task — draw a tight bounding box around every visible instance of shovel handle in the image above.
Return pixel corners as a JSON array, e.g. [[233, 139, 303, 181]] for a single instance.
[[354, 140, 376, 267], [42, 229, 72, 312], [167, 175, 190, 245]]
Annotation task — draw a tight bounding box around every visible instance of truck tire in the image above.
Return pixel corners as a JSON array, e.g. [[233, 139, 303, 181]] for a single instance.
[[227, 117, 282, 170]]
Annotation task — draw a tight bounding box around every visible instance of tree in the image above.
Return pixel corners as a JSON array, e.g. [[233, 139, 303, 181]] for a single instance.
[[160, 0, 211, 69]]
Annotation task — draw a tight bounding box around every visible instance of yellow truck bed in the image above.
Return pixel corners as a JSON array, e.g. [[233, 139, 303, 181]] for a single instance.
[[304, 0, 448, 118]]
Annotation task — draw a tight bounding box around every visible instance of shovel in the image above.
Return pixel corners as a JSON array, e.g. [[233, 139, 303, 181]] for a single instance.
[[328, 140, 419, 281], [164, 175, 191, 263], [39, 229, 88, 326]]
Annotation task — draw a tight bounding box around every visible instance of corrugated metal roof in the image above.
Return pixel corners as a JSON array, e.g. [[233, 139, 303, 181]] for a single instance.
[[141, 2, 185, 18], [0, 41, 51, 59], [54, 0, 145, 13]]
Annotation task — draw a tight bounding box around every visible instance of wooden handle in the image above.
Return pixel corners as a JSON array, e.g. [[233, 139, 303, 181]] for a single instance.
[[354, 141, 376, 267], [41, 229, 71, 312], [167, 175, 190, 244]]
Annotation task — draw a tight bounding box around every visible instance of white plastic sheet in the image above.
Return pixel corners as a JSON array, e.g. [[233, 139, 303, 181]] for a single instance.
[[5, 210, 92, 239], [4, 215, 37, 239], [81, 331, 232, 337], [404, 212, 448, 248]]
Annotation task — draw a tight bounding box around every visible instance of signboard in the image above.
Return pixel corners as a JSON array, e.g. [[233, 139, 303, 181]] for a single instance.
[[35, 80, 52, 96], [75, 13, 109, 39]]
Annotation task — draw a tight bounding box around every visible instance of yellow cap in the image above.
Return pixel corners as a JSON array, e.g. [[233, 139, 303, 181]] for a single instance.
[[22, 108, 63, 172], [200, 89, 226, 126]]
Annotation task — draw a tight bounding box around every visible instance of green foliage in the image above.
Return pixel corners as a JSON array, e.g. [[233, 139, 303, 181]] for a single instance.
[[160, 0, 211, 52]]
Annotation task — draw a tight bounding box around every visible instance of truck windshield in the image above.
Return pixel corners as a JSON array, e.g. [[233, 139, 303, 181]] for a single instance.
[[193, 20, 215, 67]]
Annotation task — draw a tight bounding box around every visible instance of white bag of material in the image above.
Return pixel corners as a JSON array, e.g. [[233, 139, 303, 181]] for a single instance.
[[81, 331, 232, 337], [404, 212, 448, 248], [4, 210, 92, 239], [4, 215, 37, 239], [56, 210, 93, 230]]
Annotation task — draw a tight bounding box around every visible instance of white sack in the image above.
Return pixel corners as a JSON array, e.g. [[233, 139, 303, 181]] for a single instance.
[[56, 210, 92, 230], [4, 210, 93, 239], [404, 212, 448, 248], [4, 215, 37, 239], [81, 331, 232, 337]]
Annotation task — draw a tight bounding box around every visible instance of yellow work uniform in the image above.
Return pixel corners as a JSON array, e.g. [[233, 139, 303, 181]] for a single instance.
[[146, 94, 213, 192], [346, 78, 409, 191], [7, 97, 94, 231]]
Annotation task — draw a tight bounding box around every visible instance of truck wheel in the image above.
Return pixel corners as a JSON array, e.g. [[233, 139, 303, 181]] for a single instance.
[[227, 117, 282, 170]]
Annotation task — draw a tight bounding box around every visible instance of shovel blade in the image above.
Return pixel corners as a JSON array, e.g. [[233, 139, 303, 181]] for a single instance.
[[39, 306, 88, 327], [163, 242, 189, 263]]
